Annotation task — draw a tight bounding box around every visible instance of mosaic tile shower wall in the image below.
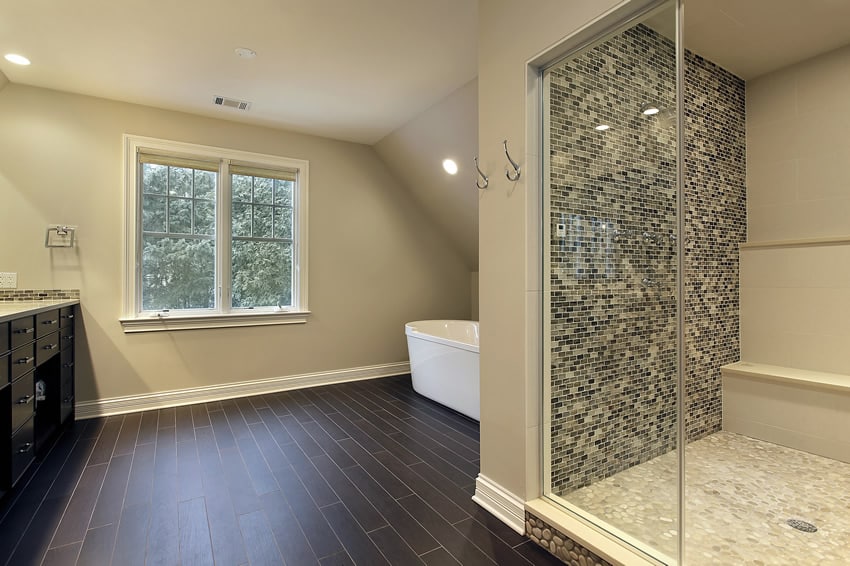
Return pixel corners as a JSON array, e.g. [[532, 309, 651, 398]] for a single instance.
[[682, 51, 746, 441], [548, 25, 746, 494]]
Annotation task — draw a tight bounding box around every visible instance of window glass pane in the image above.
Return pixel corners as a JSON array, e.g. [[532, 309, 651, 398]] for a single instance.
[[232, 174, 252, 202], [194, 200, 215, 236], [254, 177, 273, 204], [168, 167, 193, 197], [168, 198, 192, 234], [253, 205, 273, 238], [143, 163, 168, 194], [194, 170, 216, 200], [232, 202, 252, 237], [273, 206, 292, 239], [141, 236, 215, 310], [142, 195, 167, 232], [274, 180, 292, 207], [231, 241, 292, 308]]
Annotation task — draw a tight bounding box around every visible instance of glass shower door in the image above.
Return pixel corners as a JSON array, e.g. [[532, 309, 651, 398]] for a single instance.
[[542, 1, 681, 563]]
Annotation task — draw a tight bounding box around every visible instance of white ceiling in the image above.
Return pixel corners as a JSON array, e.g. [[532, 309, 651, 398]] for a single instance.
[[649, 0, 850, 80], [0, 0, 478, 145]]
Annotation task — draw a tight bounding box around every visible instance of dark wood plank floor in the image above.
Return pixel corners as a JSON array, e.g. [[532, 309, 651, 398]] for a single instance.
[[0, 375, 562, 566]]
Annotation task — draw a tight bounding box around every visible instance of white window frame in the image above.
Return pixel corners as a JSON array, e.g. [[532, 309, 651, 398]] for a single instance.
[[120, 134, 309, 333]]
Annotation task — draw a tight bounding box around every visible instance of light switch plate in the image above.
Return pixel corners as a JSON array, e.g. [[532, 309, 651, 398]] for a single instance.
[[0, 272, 17, 288]]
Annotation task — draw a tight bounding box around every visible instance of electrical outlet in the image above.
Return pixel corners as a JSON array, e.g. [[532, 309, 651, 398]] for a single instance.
[[0, 272, 17, 289]]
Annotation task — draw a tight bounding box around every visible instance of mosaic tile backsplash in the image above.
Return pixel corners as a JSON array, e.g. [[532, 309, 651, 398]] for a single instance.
[[548, 24, 746, 494], [0, 289, 80, 301]]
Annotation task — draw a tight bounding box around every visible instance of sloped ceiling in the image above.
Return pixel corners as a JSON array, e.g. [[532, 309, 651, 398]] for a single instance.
[[374, 79, 478, 270], [0, 0, 477, 145]]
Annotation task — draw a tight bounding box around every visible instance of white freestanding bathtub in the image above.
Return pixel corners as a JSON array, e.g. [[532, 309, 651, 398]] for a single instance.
[[405, 320, 480, 421]]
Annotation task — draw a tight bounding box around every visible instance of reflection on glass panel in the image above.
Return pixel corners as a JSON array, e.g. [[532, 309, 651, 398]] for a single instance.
[[168, 167, 193, 197], [231, 240, 292, 308], [142, 163, 167, 194], [194, 200, 215, 236], [254, 177, 273, 204], [274, 180, 293, 207], [141, 236, 214, 310], [232, 174, 252, 202], [232, 202, 252, 237], [543, 1, 679, 563], [142, 194, 167, 232], [253, 205, 273, 238], [194, 170, 216, 199], [168, 198, 192, 234], [274, 206, 293, 239]]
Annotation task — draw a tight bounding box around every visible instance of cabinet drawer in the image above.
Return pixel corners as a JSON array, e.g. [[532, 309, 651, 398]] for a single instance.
[[59, 307, 76, 329], [11, 343, 35, 381], [60, 326, 74, 351], [0, 353, 8, 385], [10, 415, 35, 486], [10, 316, 35, 350], [11, 372, 35, 433], [36, 333, 60, 366], [0, 322, 9, 355], [61, 373, 74, 424], [61, 347, 74, 378], [36, 310, 60, 339]]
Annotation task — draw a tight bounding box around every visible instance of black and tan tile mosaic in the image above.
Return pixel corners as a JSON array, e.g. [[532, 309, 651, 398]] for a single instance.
[[547, 23, 746, 495]]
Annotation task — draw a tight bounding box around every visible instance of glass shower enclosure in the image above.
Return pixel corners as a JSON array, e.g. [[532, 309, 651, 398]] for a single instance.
[[542, 1, 683, 563]]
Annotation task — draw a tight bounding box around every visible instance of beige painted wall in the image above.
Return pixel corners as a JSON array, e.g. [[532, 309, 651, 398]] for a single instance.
[[471, 271, 479, 321], [0, 70, 8, 92], [374, 79, 479, 270], [742, 45, 850, 375], [478, 0, 622, 502], [0, 84, 471, 402]]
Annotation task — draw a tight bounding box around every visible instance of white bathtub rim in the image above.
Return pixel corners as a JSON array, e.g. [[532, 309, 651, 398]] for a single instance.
[[405, 320, 479, 353]]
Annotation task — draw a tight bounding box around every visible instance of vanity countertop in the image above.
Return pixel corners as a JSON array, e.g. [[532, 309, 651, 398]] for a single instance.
[[0, 299, 80, 324]]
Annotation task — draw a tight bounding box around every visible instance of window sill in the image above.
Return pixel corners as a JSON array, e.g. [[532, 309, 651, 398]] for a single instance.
[[119, 310, 310, 333]]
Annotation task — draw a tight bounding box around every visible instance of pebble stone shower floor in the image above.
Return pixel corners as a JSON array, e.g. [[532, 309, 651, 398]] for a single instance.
[[564, 431, 850, 565], [0, 375, 564, 566]]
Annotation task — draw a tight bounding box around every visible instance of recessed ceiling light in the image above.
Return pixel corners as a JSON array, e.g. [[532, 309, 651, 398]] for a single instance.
[[4, 53, 30, 66], [641, 103, 660, 115], [442, 159, 458, 175], [234, 47, 257, 59], [595, 124, 610, 131]]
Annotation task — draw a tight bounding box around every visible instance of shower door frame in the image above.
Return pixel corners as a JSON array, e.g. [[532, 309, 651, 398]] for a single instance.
[[533, 0, 686, 564]]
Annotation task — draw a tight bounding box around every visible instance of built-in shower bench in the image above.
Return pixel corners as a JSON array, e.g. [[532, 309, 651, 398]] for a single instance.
[[721, 361, 850, 463]]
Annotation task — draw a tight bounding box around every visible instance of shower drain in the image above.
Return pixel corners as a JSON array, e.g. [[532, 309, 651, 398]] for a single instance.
[[786, 519, 818, 533]]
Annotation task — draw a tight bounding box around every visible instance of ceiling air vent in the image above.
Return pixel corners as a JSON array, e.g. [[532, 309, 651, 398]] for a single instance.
[[213, 96, 252, 111]]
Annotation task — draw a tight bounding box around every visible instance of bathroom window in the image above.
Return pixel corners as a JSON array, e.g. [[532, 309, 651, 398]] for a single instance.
[[121, 135, 309, 332]]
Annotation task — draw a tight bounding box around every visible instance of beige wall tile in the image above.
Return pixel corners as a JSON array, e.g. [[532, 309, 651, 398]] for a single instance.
[[746, 158, 797, 208]]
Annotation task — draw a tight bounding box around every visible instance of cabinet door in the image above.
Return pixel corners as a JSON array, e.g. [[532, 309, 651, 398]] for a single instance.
[[60, 348, 74, 424], [10, 415, 34, 486], [11, 372, 35, 433]]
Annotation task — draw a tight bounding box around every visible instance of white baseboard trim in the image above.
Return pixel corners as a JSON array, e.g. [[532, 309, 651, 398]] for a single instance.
[[75, 361, 410, 419], [472, 473, 526, 534]]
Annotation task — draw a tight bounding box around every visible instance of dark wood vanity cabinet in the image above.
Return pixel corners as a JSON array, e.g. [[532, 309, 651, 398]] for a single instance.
[[0, 304, 77, 498]]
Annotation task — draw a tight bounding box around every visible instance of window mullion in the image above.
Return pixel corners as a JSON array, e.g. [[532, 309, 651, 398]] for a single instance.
[[218, 160, 233, 313]]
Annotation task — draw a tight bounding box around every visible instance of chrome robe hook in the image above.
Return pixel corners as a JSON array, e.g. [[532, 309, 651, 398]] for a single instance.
[[503, 139, 521, 181], [474, 156, 489, 189]]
